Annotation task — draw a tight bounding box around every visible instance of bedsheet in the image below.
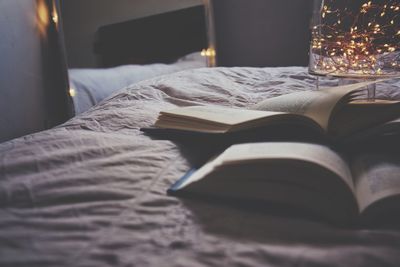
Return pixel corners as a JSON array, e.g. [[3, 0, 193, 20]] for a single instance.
[[69, 52, 206, 114], [1, 67, 400, 267]]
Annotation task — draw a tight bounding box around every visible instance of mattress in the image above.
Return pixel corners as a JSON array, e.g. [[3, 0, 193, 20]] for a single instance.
[[1, 66, 400, 267]]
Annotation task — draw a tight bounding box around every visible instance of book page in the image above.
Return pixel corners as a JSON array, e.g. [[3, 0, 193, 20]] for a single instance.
[[218, 142, 354, 190], [351, 153, 400, 212], [251, 81, 382, 131], [176, 142, 354, 190], [158, 105, 285, 126], [171, 142, 358, 223], [251, 90, 324, 115]]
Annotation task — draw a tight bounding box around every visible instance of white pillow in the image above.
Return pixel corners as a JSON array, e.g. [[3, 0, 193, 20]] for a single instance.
[[69, 52, 206, 114]]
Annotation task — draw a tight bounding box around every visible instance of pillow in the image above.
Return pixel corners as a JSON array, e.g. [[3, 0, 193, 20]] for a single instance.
[[69, 52, 206, 114]]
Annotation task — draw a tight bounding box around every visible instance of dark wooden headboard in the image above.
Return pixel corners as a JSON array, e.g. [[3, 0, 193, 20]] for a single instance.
[[0, 0, 74, 143], [94, 6, 207, 67]]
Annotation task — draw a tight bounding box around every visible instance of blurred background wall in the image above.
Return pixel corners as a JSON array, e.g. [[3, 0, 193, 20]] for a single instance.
[[211, 0, 312, 67], [61, 0, 202, 68], [0, 0, 72, 142]]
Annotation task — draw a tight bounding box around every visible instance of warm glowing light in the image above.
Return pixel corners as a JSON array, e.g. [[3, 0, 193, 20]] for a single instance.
[[52, 7, 59, 25], [69, 88, 76, 97], [201, 48, 216, 67], [36, 0, 50, 37], [310, 0, 400, 77], [201, 48, 216, 57]]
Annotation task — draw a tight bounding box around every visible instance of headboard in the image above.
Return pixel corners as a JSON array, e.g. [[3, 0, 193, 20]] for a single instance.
[[94, 6, 207, 67], [91, 2, 313, 68], [0, 0, 74, 143]]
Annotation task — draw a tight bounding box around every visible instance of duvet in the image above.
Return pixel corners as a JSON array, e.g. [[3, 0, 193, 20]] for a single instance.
[[1, 67, 400, 267]]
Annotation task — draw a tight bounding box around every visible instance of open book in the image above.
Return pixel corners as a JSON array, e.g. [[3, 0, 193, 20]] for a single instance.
[[168, 142, 400, 226], [151, 81, 400, 141]]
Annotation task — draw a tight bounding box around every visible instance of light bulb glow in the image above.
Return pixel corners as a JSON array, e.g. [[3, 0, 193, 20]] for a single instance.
[[310, 0, 400, 77]]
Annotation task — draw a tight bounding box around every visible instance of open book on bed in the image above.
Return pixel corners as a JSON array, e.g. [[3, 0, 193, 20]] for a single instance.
[[168, 142, 400, 226], [147, 80, 400, 143]]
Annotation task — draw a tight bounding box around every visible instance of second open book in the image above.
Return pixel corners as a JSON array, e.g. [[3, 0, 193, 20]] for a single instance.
[[153, 80, 400, 141], [169, 142, 400, 226]]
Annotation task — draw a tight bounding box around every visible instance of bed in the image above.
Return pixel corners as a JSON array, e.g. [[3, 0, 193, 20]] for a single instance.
[[2, 66, 400, 267], [69, 52, 206, 114], [2, 1, 400, 267]]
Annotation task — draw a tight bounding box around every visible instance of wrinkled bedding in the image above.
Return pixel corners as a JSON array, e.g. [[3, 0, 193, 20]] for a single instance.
[[70, 52, 206, 114], [1, 67, 400, 267]]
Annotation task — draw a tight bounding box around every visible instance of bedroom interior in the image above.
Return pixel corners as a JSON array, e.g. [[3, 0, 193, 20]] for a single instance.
[[1, 0, 400, 266]]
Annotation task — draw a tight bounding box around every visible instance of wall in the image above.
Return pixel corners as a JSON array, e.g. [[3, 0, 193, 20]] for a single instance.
[[211, 0, 313, 67], [0, 0, 72, 143], [61, 0, 202, 68]]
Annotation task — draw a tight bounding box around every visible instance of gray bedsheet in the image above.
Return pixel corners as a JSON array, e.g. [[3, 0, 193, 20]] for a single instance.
[[1, 67, 400, 267]]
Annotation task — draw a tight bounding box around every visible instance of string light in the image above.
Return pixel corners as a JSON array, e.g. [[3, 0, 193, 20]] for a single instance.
[[201, 47, 217, 67], [310, 0, 400, 77], [201, 48, 216, 57], [52, 7, 58, 25], [69, 88, 76, 97]]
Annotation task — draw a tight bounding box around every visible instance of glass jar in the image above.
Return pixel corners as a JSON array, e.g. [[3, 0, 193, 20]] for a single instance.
[[309, 0, 400, 78]]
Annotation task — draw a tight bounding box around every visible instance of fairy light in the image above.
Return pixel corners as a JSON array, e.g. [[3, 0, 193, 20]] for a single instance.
[[201, 48, 216, 67], [69, 88, 76, 97], [200, 48, 216, 57], [310, 0, 400, 77], [52, 6, 59, 25]]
